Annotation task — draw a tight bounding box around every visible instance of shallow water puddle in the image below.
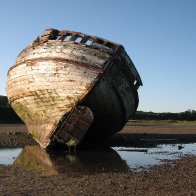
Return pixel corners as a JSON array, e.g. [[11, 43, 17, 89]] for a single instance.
[[0, 143, 196, 173], [113, 143, 196, 171], [0, 148, 22, 165]]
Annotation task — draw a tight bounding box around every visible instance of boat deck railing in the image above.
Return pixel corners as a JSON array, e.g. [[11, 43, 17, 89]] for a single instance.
[[56, 30, 120, 53], [33, 29, 121, 55]]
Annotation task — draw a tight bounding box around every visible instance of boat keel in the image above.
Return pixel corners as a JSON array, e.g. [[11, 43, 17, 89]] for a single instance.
[[51, 106, 94, 148]]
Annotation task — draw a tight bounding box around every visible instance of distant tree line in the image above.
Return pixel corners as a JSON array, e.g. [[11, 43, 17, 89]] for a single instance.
[[0, 95, 196, 123], [0, 96, 22, 123], [133, 110, 196, 121]]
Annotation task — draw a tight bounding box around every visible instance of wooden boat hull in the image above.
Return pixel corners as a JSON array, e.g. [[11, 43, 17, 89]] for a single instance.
[[6, 29, 142, 148]]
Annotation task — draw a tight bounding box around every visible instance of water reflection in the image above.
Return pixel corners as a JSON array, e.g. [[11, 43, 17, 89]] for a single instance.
[[113, 143, 196, 171], [0, 148, 22, 165], [14, 146, 128, 175], [1, 142, 196, 174]]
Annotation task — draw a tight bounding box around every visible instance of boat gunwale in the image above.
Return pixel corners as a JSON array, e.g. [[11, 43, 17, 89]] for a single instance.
[[33, 28, 122, 52]]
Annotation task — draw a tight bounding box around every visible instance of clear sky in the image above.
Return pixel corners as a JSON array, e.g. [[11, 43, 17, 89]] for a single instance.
[[0, 0, 195, 112]]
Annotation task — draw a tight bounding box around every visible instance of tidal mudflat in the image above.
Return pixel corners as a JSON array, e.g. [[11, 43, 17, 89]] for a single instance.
[[0, 121, 196, 195]]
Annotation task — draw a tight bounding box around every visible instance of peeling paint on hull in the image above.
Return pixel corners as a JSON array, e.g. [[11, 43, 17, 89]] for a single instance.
[[6, 29, 142, 148]]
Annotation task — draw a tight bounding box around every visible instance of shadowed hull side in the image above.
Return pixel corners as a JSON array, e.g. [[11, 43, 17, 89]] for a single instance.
[[82, 54, 139, 139]]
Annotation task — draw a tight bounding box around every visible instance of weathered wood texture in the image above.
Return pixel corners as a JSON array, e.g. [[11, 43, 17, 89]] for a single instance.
[[7, 40, 109, 147], [6, 29, 142, 148]]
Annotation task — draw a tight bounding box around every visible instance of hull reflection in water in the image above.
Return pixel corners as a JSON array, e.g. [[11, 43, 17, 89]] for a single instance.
[[14, 145, 128, 175]]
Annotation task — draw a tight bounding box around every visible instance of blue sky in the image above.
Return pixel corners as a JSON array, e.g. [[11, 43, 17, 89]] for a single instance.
[[0, 0, 195, 112]]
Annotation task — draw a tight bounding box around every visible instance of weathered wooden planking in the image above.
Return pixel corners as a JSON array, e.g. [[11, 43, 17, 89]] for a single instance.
[[7, 41, 108, 148], [6, 28, 142, 148]]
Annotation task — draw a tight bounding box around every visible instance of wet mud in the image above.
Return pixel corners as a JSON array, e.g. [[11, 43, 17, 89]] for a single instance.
[[0, 122, 196, 195]]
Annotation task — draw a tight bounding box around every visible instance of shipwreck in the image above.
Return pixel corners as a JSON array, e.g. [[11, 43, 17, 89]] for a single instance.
[[6, 28, 142, 149]]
